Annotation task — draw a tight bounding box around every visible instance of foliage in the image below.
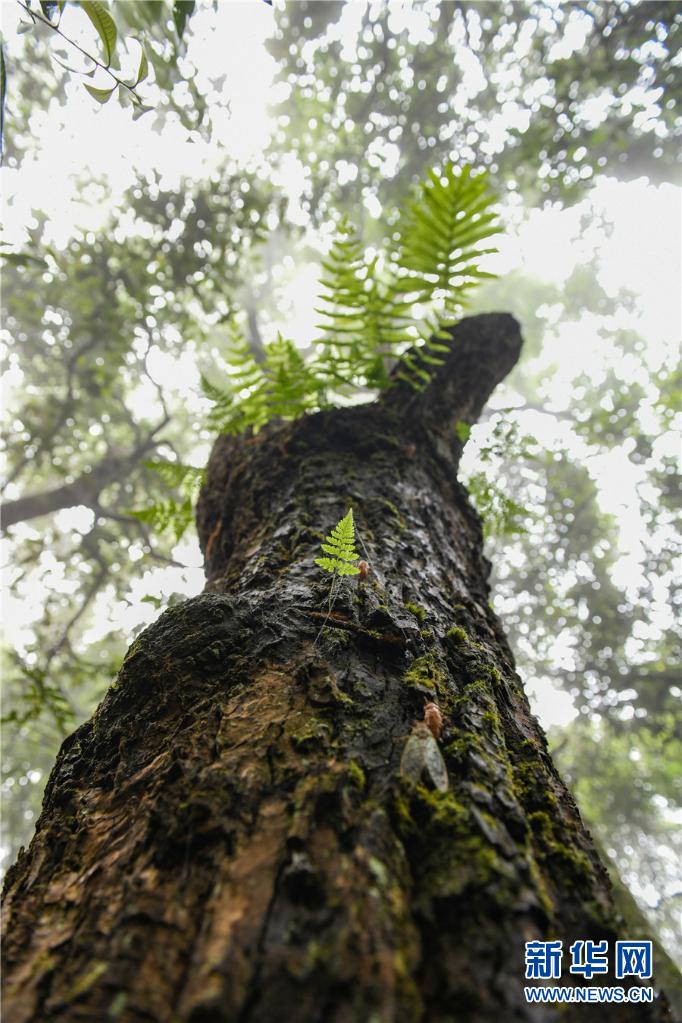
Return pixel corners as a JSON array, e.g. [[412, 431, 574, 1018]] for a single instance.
[[463, 416, 537, 539], [396, 163, 498, 324], [467, 473, 529, 540], [6, 0, 197, 134], [554, 715, 682, 961], [315, 507, 360, 577], [128, 460, 206, 543], [314, 216, 413, 391], [266, 1, 681, 226], [203, 160, 500, 433], [201, 321, 325, 435], [1, 648, 75, 731]]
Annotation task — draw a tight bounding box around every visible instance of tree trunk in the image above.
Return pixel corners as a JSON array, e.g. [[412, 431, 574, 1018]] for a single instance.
[[2, 314, 672, 1022]]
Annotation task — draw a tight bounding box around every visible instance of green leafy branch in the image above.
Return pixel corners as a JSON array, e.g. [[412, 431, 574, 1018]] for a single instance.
[[466, 474, 529, 540], [462, 416, 539, 539], [14, 0, 162, 112], [1, 650, 76, 732]]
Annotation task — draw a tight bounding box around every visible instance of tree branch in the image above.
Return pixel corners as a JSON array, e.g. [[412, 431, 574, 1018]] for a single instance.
[[1, 431, 168, 528], [382, 313, 523, 446]]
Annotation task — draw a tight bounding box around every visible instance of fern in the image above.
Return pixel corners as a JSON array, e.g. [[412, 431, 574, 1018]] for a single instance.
[[315, 219, 413, 391], [203, 322, 325, 435], [143, 460, 206, 492], [201, 321, 269, 434], [315, 507, 360, 576], [128, 460, 206, 542], [202, 161, 502, 433], [396, 162, 500, 330], [263, 333, 325, 419]]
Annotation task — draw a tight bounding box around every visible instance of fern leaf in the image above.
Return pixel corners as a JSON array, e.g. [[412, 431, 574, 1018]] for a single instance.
[[396, 161, 501, 332], [144, 460, 206, 494], [316, 508, 360, 576], [201, 162, 502, 429], [128, 498, 194, 543], [315, 219, 414, 392], [126, 460, 206, 543], [202, 319, 326, 434]]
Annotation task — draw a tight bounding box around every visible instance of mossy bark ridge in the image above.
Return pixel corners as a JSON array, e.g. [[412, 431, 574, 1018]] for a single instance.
[[2, 314, 672, 1022]]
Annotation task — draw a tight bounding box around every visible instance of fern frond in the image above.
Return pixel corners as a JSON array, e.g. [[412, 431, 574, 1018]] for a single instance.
[[128, 498, 194, 543], [143, 460, 206, 493], [201, 320, 270, 434], [314, 507, 360, 576], [396, 161, 501, 332], [315, 220, 414, 392], [202, 163, 503, 430], [264, 333, 326, 418], [202, 319, 327, 434], [127, 460, 207, 543]]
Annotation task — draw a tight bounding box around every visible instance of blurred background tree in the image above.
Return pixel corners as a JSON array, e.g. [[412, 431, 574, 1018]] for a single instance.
[[1, 0, 680, 988]]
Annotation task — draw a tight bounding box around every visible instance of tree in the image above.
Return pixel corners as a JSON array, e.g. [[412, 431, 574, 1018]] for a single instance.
[[0, 165, 275, 738], [2, 0, 679, 1007], [1, 315, 673, 1020]]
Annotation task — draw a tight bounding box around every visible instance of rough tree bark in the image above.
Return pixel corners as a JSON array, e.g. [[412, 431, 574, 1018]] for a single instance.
[[2, 314, 672, 1022]]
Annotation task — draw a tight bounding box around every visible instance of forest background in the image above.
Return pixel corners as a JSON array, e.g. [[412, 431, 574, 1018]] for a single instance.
[[0, 0, 680, 979]]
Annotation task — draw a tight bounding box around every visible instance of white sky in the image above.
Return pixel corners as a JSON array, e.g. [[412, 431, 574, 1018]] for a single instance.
[[1, 1, 680, 738]]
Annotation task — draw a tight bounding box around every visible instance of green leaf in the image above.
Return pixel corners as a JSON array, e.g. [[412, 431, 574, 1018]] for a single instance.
[[83, 83, 115, 104], [53, 52, 96, 76], [173, 0, 196, 40], [0, 250, 48, 269], [80, 1, 117, 66], [131, 103, 154, 121], [455, 421, 471, 442], [336, 562, 361, 576], [134, 43, 149, 86], [144, 459, 205, 495]]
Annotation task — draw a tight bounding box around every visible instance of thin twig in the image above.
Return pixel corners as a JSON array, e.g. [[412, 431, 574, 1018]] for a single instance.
[[16, 0, 144, 103]]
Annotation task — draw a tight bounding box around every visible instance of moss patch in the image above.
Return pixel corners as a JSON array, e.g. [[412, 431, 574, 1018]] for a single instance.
[[392, 784, 516, 906], [404, 602, 427, 623], [347, 760, 366, 791], [445, 626, 468, 644], [402, 654, 444, 694]]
